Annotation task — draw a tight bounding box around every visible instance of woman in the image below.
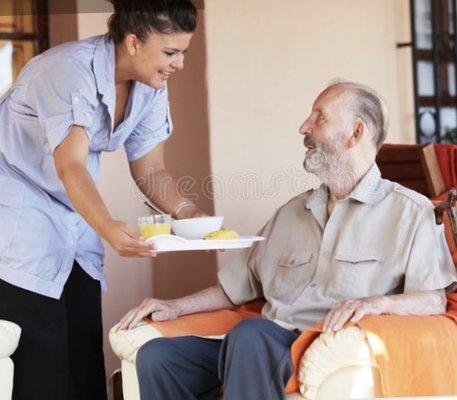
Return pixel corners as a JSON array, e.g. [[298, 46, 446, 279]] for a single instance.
[[0, 0, 203, 399]]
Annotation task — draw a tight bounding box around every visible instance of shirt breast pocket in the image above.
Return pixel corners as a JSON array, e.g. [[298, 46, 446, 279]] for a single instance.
[[266, 251, 314, 305], [329, 252, 382, 299]]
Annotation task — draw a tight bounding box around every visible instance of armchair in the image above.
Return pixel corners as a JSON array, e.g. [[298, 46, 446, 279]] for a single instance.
[[109, 143, 457, 399], [109, 317, 381, 399]]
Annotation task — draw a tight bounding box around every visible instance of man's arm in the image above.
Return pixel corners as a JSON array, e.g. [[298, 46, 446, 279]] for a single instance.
[[323, 289, 447, 332], [119, 284, 235, 330]]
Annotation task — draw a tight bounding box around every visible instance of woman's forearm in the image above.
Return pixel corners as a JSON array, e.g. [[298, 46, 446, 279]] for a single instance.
[[171, 284, 236, 317], [138, 167, 193, 216], [58, 163, 112, 237], [129, 144, 204, 219]]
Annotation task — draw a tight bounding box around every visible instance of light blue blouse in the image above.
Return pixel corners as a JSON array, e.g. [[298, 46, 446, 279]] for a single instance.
[[0, 34, 173, 298]]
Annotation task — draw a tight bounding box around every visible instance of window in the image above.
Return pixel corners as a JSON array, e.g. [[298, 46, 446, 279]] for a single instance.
[[0, 0, 49, 96], [410, 0, 457, 143]]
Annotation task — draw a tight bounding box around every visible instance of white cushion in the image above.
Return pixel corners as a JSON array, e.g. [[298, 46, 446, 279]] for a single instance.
[[0, 358, 14, 400], [299, 327, 376, 400], [109, 322, 163, 363], [0, 321, 21, 359]]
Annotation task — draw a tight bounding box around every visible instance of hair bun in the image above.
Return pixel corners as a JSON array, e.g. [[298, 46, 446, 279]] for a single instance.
[[107, 0, 132, 12]]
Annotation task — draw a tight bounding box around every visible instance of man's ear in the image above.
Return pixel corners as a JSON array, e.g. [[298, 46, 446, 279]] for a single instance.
[[125, 34, 139, 56], [347, 121, 364, 148]]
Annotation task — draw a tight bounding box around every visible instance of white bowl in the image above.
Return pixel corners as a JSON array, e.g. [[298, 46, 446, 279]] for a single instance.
[[171, 216, 224, 240]]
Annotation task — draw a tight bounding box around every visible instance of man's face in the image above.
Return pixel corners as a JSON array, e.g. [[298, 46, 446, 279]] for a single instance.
[[299, 88, 354, 178]]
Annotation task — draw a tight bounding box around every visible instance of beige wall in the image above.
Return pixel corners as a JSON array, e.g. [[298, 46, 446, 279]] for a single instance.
[[204, 0, 414, 267]]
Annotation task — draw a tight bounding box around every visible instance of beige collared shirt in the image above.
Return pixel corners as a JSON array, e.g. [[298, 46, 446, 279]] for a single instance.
[[218, 164, 457, 332]]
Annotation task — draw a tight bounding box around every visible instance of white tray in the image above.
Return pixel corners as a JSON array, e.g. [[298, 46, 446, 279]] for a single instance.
[[146, 235, 265, 252]]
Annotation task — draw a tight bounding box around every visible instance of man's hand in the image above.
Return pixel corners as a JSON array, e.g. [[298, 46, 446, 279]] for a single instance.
[[324, 289, 447, 332], [323, 296, 386, 332], [119, 298, 181, 330], [102, 220, 156, 258]]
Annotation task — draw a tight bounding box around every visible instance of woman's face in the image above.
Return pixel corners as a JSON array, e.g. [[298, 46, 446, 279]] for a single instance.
[[130, 31, 193, 89]]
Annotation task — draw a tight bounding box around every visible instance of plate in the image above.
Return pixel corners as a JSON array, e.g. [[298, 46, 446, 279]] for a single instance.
[[146, 235, 265, 253]]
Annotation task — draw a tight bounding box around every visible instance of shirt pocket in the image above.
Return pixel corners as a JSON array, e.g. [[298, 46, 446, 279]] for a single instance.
[[9, 188, 67, 281], [328, 251, 382, 299], [0, 176, 24, 265], [266, 251, 314, 305]]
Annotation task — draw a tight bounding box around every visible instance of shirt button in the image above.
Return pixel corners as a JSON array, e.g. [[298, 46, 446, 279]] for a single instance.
[[74, 96, 80, 104], [310, 283, 317, 288], [322, 250, 329, 257]]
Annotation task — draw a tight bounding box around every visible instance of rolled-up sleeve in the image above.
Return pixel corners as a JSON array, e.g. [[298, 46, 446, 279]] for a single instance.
[[217, 249, 263, 305], [217, 213, 281, 305], [404, 204, 457, 293], [124, 85, 173, 161], [26, 59, 97, 152]]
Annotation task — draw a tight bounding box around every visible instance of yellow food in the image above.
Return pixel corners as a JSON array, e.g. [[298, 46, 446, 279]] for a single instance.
[[139, 223, 171, 238], [204, 229, 239, 240]]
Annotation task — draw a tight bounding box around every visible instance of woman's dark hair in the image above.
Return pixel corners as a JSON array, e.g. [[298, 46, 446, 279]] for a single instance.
[[107, 0, 197, 44]]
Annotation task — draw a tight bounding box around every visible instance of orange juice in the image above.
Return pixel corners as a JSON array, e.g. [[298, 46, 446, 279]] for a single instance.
[[139, 223, 171, 238], [138, 214, 172, 238]]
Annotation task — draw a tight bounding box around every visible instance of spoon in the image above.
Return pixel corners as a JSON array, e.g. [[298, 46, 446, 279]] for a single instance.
[[143, 200, 174, 219]]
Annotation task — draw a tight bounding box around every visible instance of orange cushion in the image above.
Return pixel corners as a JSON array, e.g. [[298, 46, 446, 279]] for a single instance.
[[434, 144, 457, 190]]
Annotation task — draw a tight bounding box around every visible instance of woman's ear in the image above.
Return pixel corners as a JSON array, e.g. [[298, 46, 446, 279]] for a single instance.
[[125, 34, 139, 56], [348, 121, 364, 148]]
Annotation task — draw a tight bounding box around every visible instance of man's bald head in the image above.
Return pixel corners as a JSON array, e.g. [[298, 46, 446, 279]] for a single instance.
[[323, 80, 388, 151]]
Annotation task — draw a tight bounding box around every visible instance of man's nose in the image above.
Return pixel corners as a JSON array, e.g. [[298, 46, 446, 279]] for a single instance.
[[299, 120, 311, 136]]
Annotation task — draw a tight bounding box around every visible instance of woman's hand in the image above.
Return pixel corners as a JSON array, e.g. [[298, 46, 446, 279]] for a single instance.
[[102, 220, 156, 258], [119, 298, 181, 330]]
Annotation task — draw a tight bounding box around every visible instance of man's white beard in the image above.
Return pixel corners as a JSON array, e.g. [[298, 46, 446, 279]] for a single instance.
[[303, 139, 356, 195]]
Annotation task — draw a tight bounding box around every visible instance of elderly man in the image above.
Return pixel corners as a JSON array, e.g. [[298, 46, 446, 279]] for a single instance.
[[120, 81, 457, 400]]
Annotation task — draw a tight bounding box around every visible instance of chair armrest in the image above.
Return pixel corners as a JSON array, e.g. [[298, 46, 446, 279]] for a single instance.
[[0, 320, 21, 359], [434, 189, 457, 247], [109, 322, 163, 363], [299, 327, 379, 400]]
